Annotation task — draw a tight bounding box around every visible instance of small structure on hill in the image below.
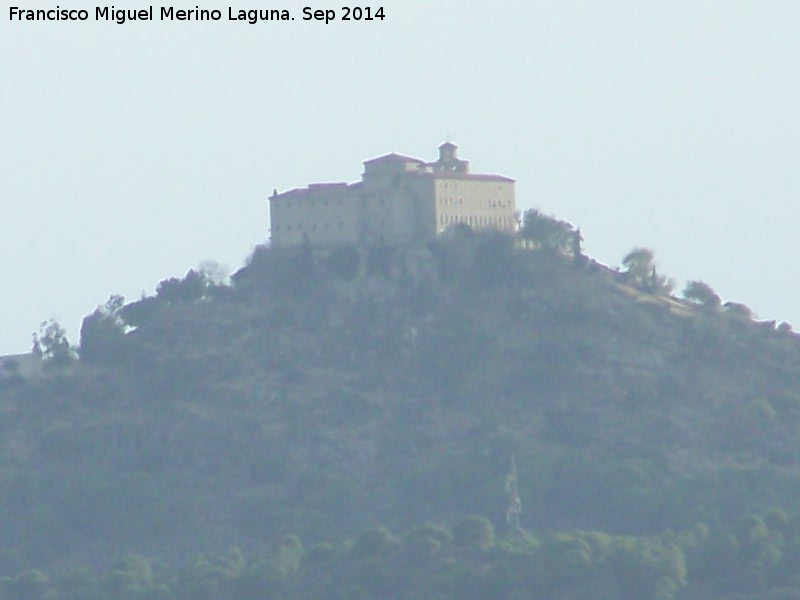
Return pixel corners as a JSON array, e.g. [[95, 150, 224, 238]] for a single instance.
[[268, 142, 516, 246]]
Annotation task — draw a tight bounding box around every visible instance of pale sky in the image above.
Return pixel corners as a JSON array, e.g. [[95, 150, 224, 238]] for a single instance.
[[1, 1, 799, 354]]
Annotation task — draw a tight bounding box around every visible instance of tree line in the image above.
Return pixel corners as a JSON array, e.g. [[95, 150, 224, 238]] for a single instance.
[[4, 509, 800, 600]]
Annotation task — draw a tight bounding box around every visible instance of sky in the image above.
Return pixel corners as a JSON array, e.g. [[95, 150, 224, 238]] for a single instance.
[[1, 1, 799, 354]]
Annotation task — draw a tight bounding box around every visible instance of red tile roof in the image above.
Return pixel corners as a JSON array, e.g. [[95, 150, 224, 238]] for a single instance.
[[418, 172, 515, 183], [363, 152, 425, 165]]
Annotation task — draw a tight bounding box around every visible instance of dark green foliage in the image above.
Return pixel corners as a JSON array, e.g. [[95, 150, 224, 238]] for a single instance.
[[4, 229, 800, 596], [622, 247, 674, 294], [5, 510, 800, 599], [321, 246, 361, 279], [156, 269, 213, 304], [350, 527, 400, 559], [118, 295, 159, 328], [31, 319, 76, 366], [519, 208, 581, 256], [79, 295, 128, 363], [725, 300, 756, 321], [472, 229, 518, 285], [453, 515, 495, 550], [406, 523, 453, 547], [684, 280, 722, 309]]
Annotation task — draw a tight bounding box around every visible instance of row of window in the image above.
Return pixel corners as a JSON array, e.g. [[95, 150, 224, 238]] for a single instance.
[[273, 198, 347, 209], [275, 213, 513, 234], [273, 221, 346, 232], [439, 214, 513, 228], [440, 183, 505, 192], [438, 197, 511, 208]]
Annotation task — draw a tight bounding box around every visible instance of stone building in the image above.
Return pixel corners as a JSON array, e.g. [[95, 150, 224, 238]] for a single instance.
[[268, 142, 516, 246]]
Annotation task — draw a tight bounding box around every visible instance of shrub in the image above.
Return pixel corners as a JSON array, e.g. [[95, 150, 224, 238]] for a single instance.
[[453, 515, 495, 550]]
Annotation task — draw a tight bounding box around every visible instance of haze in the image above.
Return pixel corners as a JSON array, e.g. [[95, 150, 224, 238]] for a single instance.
[[1, 1, 798, 353]]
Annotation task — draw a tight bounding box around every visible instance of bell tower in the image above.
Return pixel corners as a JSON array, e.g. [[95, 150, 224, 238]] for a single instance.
[[434, 141, 469, 173]]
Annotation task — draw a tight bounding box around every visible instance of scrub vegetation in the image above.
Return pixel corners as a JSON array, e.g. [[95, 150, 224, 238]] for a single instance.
[[2, 211, 800, 599]]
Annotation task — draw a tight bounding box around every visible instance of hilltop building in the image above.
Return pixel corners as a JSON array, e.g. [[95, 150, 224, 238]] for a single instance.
[[268, 142, 516, 246]]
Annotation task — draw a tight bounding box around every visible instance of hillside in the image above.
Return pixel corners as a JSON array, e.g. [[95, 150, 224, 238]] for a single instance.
[[3, 223, 800, 599]]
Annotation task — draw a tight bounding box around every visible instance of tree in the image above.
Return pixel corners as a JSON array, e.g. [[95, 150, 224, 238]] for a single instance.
[[32, 319, 76, 366], [622, 248, 673, 294], [453, 516, 495, 551], [79, 295, 128, 364], [724, 301, 755, 321], [472, 230, 517, 286], [10, 569, 53, 600], [683, 280, 721, 310], [351, 527, 400, 559], [622, 248, 655, 282], [197, 260, 231, 286], [271, 535, 304, 580], [156, 270, 208, 304], [519, 209, 579, 256], [119, 295, 159, 328], [572, 227, 585, 263]]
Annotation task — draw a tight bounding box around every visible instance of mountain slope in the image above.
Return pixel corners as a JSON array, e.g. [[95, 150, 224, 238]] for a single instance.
[[2, 230, 800, 576]]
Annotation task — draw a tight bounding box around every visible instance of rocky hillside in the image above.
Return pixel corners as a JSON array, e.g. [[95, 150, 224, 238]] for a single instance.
[[2, 226, 800, 579]]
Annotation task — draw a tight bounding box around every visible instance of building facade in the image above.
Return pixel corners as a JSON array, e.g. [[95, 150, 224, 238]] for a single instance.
[[268, 142, 516, 246]]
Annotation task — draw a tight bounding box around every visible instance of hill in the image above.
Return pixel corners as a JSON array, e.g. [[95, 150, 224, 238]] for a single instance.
[[3, 222, 800, 599]]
